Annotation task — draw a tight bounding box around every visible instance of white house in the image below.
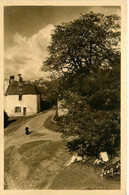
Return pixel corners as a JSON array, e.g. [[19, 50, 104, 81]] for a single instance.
[[4, 77, 40, 117]]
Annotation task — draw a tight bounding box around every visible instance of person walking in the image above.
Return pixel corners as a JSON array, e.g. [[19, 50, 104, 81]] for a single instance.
[[25, 126, 31, 135]]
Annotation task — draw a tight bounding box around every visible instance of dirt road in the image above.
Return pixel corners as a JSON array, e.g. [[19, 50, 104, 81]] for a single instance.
[[4, 110, 65, 189], [5, 110, 62, 150], [4, 109, 120, 190]]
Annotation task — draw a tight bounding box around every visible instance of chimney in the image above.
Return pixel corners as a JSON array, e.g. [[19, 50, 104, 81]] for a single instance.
[[18, 74, 23, 82], [9, 75, 15, 84]]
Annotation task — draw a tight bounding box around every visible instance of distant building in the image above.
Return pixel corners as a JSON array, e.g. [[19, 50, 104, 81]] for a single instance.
[[57, 99, 68, 117], [4, 76, 40, 117]]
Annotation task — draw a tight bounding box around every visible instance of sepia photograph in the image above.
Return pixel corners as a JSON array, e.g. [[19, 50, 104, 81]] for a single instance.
[[2, 1, 127, 193]]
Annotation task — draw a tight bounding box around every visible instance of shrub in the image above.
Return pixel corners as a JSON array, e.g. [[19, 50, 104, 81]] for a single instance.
[[57, 92, 120, 156]]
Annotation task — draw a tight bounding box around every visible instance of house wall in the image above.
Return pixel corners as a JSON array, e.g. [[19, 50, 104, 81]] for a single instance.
[[57, 99, 68, 117], [4, 79, 9, 94], [4, 94, 40, 117]]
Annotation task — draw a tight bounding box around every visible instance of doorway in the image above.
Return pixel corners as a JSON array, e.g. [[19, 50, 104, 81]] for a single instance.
[[23, 107, 26, 116]]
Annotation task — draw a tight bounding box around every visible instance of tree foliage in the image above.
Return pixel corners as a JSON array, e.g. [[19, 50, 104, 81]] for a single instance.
[[34, 78, 58, 102], [42, 12, 120, 156], [57, 92, 120, 156], [43, 12, 120, 77]]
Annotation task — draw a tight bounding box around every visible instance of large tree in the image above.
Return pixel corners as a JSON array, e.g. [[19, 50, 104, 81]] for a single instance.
[[43, 12, 120, 77], [42, 12, 120, 156]]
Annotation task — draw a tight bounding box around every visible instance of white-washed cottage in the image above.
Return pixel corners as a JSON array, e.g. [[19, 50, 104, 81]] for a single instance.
[[4, 76, 40, 117]]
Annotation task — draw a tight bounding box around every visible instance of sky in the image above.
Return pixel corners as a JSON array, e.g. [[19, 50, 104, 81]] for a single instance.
[[4, 6, 120, 81]]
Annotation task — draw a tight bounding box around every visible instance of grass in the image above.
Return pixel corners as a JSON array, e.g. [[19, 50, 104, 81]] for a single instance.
[[4, 139, 120, 190], [4, 109, 120, 190], [18, 140, 68, 168], [4, 145, 15, 173], [4, 175, 8, 189], [49, 163, 120, 190], [17, 140, 71, 189], [7, 139, 119, 190]]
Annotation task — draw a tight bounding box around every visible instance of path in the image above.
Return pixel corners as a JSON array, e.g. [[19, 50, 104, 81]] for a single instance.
[[4, 109, 64, 189], [5, 109, 62, 150], [4, 109, 120, 190]]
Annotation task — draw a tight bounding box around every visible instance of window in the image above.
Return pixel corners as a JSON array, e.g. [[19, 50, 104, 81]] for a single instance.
[[19, 95, 22, 101], [17, 86, 22, 92], [15, 107, 21, 113]]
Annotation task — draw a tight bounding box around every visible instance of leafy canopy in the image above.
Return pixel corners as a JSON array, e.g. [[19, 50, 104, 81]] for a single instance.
[[43, 12, 120, 77], [41, 12, 120, 156]]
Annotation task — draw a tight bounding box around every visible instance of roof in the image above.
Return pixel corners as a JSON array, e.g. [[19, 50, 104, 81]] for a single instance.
[[5, 81, 39, 96]]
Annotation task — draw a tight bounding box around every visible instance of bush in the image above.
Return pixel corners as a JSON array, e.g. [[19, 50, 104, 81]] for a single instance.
[[57, 92, 120, 156]]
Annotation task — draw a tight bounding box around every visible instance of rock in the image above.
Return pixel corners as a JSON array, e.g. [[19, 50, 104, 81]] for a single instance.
[[63, 155, 82, 166], [99, 152, 109, 162], [76, 156, 83, 161], [93, 158, 102, 165]]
